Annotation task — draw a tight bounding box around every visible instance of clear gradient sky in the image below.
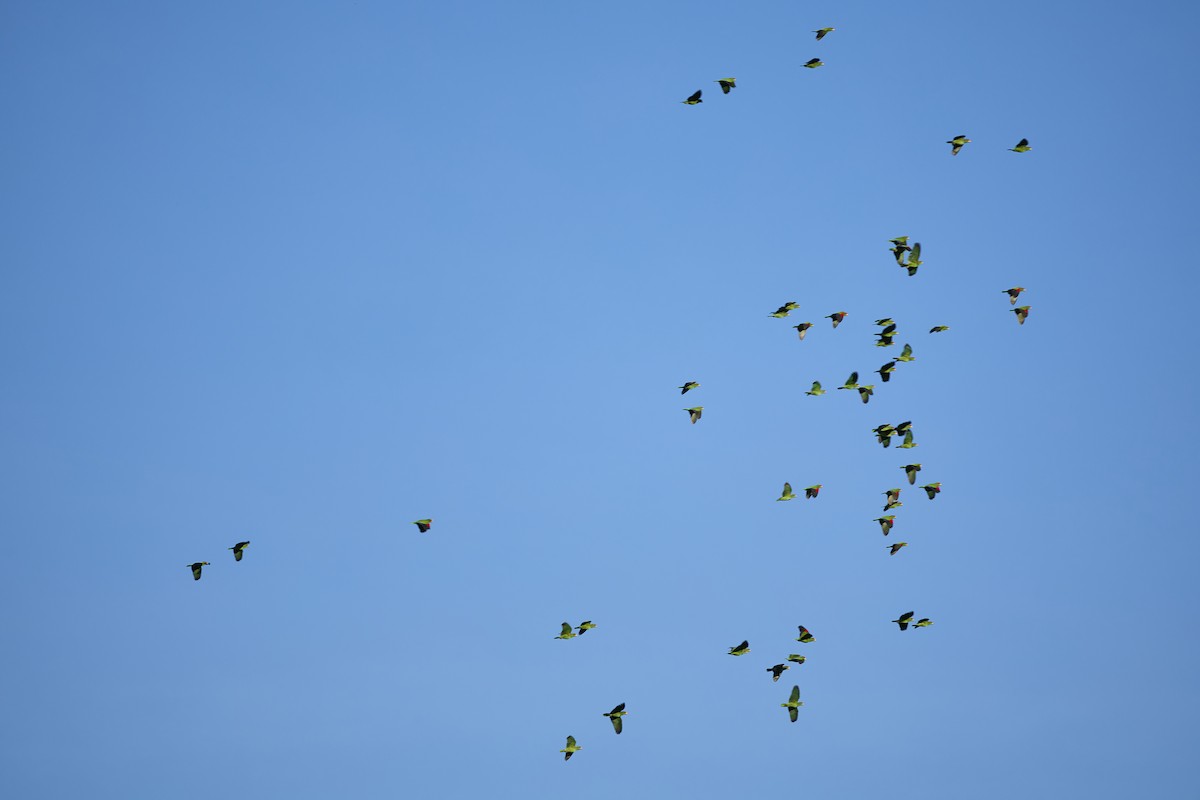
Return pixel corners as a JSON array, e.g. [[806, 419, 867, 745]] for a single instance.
[[2, 1, 1199, 798]]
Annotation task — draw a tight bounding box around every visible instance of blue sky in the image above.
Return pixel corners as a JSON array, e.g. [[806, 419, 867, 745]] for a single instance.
[[2, 1, 1198, 797]]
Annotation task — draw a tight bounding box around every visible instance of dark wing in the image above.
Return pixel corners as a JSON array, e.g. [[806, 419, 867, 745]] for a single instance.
[[610, 703, 625, 715], [612, 716, 622, 734], [687, 90, 702, 103]]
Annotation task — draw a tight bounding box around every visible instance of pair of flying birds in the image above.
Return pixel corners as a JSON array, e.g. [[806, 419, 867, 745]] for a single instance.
[[187, 541, 250, 581], [560, 702, 628, 760], [777, 483, 820, 501], [947, 135, 1033, 156], [892, 612, 934, 631], [680, 77, 736, 106], [554, 621, 596, 640]]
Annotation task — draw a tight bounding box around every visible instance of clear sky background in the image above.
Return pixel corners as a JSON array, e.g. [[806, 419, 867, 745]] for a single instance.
[[2, 1, 1198, 797]]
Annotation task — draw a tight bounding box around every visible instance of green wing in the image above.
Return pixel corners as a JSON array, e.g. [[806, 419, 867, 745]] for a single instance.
[[559, 622, 573, 636], [789, 706, 798, 723], [611, 716, 622, 734], [790, 685, 801, 703]]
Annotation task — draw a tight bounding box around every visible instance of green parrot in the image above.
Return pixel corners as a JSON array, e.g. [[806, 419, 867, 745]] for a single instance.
[[413, 519, 432, 533], [889, 236, 910, 247], [892, 611, 914, 631], [902, 463, 922, 485], [786, 654, 807, 665], [904, 242, 923, 275], [782, 685, 804, 722], [884, 501, 903, 511], [875, 318, 896, 327], [889, 237, 912, 264], [838, 371, 859, 390], [1003, 287, 1026, 304], [767, 663, 790, 682], [874, 424, 896, 447], [857, 385, 875, 404], [777, 482, 797, 501], [897, 429, 918, 449], [929, 325, 950, 333], [894, 420, 912, 435], [682, 90, 702, 105], [603, 703, 627, 734], [947, 134, 971, 155], [922, 482, 942, 500], [803, 58, 824, 68], [554, 622, 577, 640], [685, 406, 703, 424], [576, 620, 597, 635], [679, 381, 700, 394], [715, 78, 736, 94], [793, 322, 814, 340], [560, 735, 582, 760], [1009, 138, 1031, 153], [876, 362, 896, 383], [913, 618, 934, 628], [875, 332, 897, 347], [804, 484, 822, 499], [188, 562, 210, 581], [814, 27, 835, 40], [728, 640, 751, 656], [795, 626, 815, 643], [826, 311, 848, 328], [805, 381, 826, 396], [887, 541, 909, 555], [1013, 305, 1031, 325], [875, 515, 895, 535], [228, 541, 250, 562], [883, 488, 901, 506], [896, 343, 915, 362], [770, 301, 801, 318]]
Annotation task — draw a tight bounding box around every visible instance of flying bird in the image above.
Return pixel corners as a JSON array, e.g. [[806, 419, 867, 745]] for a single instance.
[[914, 618, 934, 628], [894, 421, 913, 436], [685, 407, 703, 424], [770, 301, 800, 318], [875, 515, 896, 535], [679, 381, 700, 394], [786, 654, 807, 665], [897, 429, 918, 449], [826, 311, 848, 328], [857, 385, 875, 404], [929, 325, 950, 333], [922, 483, 942, 500], [782, 685, 804, 722], [792, 322, 814, 340], [904, 242, 923, 276], [228, 541, 250, 561], [838, 372, 859, 390], [560, 735, 582, 761], [803, 58, 824, 69], [1009, 138, 1032, 153], [795, 626, 815, 644], [902, 464, 922, 485], [767, 663, 790, 682], [728, 640, 751, 656], [896, 343, 915, 363], [576, 621, 597, 635], [805, 484, 822, 499], [893, 611, 915, 631], [715, 78, 736, 94], [874, 318, 896, 327], [413, 519, 432, 533], [682, 90, 703, 105], [805, 381, 826, 396], [1013, 305, 1031, 325], [887, 541, 909, 555], [603, 703, 627, 734], [813, 27, 835, 40], [1003, 287, 1026, 304], [883, 488, 901, 507], [876, 362, 896, 383], [554, 623, 577, 640], [188, 562, 210, 581], [947, 134, 971, 155], [777, 482, 797, 501]]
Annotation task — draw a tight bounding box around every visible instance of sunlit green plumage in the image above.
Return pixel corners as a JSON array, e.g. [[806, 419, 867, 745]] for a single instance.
[[781, 685, 803, 722], [728, 640, 751, 656], [857, 385, 875, 404], [904, 242, 923, 275], [893, 611, 914, 631], [413, 519, 432, 533], [838, 371, 859, 390], [777, 482, 797, 501], [682, 90, 702, 105], [814, 27, 834, 40], [560, 735, 582, 760], [1009, 138, 1032, 153], [576, 620, 597, 635], [1013, 305, 1031, 325], [883, 488, 901, 507], [685, 406, 703, 424], [947, 134, 971, 155], [803, 58, 824, 69], [903, 463, 922, 485], [922, 482, 942, 500], [875, 515, 895, 535], [795, 626, 815, 644], [913, 618, 934, 628], [229, 541, 250, 562], [715, 78, 736, 94], [888, 541, 909, 555], [929, 325, 950, 333], [826, 311, 848, 328], [188, 562, 210, 581], [877, 362, 896, 383], [554, 622, 577, 640], [786, 654, 807, 665], [679, 381, 700, 394], [1004, 287, 1026, 304], [770, 301, 800, 318], [805, 381, 826, 396], [896, 343, 914, 362], [793, 322, 814, 340], [897, 429, 918, 449]]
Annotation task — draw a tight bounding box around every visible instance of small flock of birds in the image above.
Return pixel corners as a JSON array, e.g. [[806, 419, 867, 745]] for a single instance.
[[186, 21, 1038, 762]]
